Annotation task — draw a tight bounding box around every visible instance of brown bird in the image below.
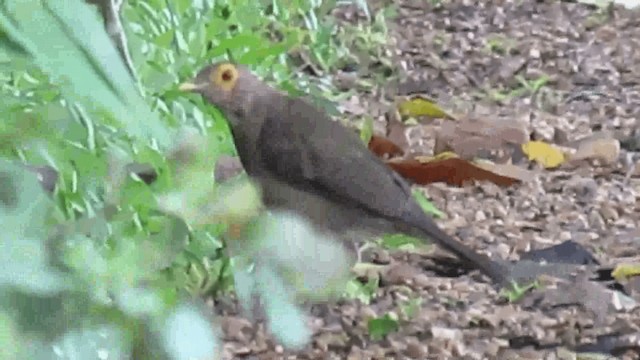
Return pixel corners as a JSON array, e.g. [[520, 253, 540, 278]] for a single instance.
[[179, 62, 508, 284]]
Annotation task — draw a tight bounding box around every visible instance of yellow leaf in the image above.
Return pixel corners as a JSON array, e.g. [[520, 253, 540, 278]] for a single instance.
[[521, 141, 565, 168], [415, 151, 458, 163], [611, 263, 640, 281], [397, 96, 456, 120]]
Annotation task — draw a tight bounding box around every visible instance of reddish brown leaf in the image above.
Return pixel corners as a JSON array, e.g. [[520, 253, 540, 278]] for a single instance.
[[368, 135, 405, 158], [385, 158, 520, 187]]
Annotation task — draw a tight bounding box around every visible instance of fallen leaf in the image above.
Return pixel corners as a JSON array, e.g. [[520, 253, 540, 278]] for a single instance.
[[385, 157, 521, 187], [474, 160, 537, 183], [434, 117, 528, 161], [412, 189, 445, 218], [368, 135, 405, 158], [359, 116, 374, 144], [397, 95, 457, 120], [385, 109, 410, 152], [415, 151, 459, 162], [568, 137, 620, 165], [612, 263, 640, 282], [521, 141, 566, 168]]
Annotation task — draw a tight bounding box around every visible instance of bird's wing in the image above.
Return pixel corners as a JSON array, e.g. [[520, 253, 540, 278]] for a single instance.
[[257, 96, 415, 220]]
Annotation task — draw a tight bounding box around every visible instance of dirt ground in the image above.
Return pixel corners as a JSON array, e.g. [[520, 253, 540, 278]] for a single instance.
[[215, 1, 640, 359]]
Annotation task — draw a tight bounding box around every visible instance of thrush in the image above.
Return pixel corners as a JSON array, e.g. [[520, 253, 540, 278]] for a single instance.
[[179, 62, 508, 284]]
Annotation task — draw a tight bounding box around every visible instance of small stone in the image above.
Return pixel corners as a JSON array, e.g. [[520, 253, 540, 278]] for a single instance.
[[475, 210, 487, 222], [359, 306, 377, 321], [220, 316, 253, 343], [381, 263, 418, 285], [496, 243, 511, 258], [588, 210, 605, 230], [599, 204, 618, 222], [430, 326, 463, 341], [404, 337, 428, 359], [559, 231, 572, 241]]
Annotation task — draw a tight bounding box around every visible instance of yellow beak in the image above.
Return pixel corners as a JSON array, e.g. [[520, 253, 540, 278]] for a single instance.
[[178, 82, 207, 91]]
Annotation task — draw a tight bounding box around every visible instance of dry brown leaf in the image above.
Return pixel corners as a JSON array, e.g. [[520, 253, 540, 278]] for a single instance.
[[474, 160, 537, 183], [434, 117, 528, 162], [568, 137, 620, 165]]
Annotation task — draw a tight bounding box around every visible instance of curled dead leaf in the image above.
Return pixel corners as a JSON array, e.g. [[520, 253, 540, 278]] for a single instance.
[[385, 157, 521, 187]]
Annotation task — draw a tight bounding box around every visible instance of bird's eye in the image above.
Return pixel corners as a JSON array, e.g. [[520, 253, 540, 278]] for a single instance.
[[221, 69, 233, 82], [211, 63, 238, 91]]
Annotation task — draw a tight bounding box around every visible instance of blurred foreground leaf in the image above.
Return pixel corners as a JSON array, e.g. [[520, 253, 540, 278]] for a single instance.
[[0, 0, 171, 146], [232, 211, 353, 349], [161, 303, 220, 360], [0, 160, 69, 295]]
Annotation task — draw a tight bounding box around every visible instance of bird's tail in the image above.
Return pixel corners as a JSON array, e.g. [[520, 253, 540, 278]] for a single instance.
[[408, 220, 509, 285]]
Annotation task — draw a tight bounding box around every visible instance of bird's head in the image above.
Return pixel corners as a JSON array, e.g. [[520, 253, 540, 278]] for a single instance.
[[179, 62, 264, 124]]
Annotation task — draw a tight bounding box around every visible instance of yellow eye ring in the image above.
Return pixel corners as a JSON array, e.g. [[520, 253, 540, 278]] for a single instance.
[[210, 63, 238, 92]]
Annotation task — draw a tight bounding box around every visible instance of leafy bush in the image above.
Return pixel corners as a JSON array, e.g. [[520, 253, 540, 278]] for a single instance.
[[0, 0, 380, 358]]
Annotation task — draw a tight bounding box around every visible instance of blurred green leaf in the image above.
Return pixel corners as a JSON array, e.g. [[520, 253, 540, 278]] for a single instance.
[[380, 233, 425, 251], [344, 277, 378, 305], [0, 160, 69, 295], [161, 303, 219, 360], [0, 311, 19, 359], [0, 0, 393, 356], [44, 325, 129, 360], [255, 264, 311, 349], [153, 129, 261, 229], [246, 211, 352, 297], [367, 313, 399, 341], [359, 116, 373, 144], [399, 297, 422, 320], [413, 189, 445, 218], [0, 0, 171, 146]]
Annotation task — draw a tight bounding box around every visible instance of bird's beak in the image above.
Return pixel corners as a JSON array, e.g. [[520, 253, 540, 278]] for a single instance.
[[178, 81, 207, 92]]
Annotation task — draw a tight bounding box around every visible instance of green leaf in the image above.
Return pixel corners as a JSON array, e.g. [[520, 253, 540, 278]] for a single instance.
[[367, 314, 399, 341], [161, 303, 219, 360], [0, 31, 28, 64], [380, 233, 425, 251], [359, 116, 374, 144], [0, 0, 171, 146], [116, 286, 164, 318], [255, 264, 311, 349], [0, 160, 69, 295], [412, 189, 445, 218], [343, 278, 378, 305], [246, 211, 352, 297], [0, 160, 51, 238], [0, 311, 19, 359], [43, 325, 129, 360]]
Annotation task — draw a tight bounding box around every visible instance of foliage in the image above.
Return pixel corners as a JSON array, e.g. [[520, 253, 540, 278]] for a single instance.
[[0, 0, 380, 358]]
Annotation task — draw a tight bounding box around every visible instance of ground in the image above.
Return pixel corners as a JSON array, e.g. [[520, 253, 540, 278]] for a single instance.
[[214, 1, 640, 359]]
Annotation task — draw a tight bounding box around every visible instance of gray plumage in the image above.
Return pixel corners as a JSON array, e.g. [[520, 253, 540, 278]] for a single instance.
[[181, 62, 507, 284]]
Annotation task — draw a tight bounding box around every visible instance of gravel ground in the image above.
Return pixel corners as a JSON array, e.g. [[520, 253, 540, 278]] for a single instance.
[[214, 1, 640, 359]]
